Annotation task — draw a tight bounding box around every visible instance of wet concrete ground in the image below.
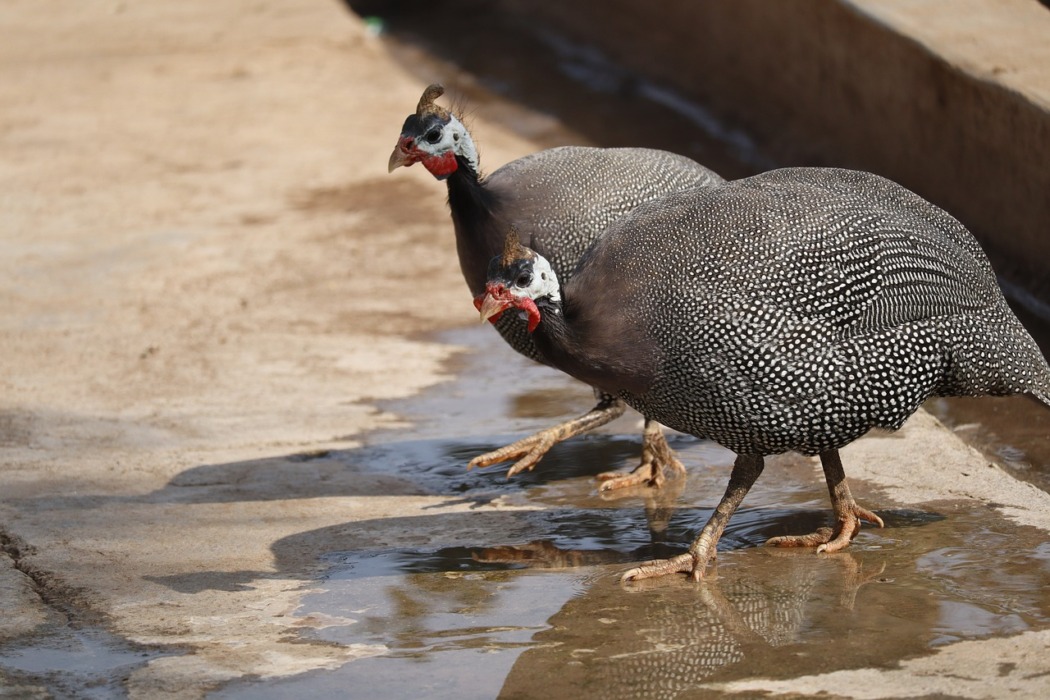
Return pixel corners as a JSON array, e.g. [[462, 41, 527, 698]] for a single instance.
[[3, 2, 1050, 697], [205, 328, 1050, 698]]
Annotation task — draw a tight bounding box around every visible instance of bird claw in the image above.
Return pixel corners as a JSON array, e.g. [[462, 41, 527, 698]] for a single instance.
[[468, 401, 626, 478], [595, 469, 651, 492], [818, 506, 884, 553], [596, 423, 686, 493], [620, 543, 720, 583], [620, 553, 698, 583], [467, 431, 557, 477], [766, 504, 884, 553], [765, 526, 836, 549], [596, 461, 664, 492], [596, 454, 686, 492]]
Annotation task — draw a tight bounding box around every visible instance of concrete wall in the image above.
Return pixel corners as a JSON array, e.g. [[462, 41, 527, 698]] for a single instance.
[[499, 0, 1050, 308]]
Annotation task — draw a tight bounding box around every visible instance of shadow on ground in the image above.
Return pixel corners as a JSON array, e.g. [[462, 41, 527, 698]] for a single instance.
[[6, 327, 1049, 699]]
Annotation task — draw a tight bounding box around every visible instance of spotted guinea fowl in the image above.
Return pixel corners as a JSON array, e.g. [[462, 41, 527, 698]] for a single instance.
[[477, 167, 1050, 581], [389, 84, 723, 490]]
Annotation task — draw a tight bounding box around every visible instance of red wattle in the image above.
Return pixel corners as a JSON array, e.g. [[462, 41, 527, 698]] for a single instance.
[[423, 151, 458, 179], [475, 284, 539, 330], [521, 298, 541, 333]]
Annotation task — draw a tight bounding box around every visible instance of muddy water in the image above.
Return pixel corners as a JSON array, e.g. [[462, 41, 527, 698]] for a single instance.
[[213, 327, 1050, 699]]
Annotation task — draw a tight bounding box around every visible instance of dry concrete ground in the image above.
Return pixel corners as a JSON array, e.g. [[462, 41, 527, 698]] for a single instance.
[[1, 1, 1048, 698]]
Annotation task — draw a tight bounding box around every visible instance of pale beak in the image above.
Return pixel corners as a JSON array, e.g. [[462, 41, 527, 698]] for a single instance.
[[388, 144, 411, 172], [477, 292, 508, 324]]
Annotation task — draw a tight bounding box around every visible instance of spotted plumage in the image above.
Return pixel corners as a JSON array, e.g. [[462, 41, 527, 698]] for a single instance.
[[480, 166, 1050, 580], [391, 84, 723, 488], [462, 145, 724, 363], [567, 168, 1050, 453]]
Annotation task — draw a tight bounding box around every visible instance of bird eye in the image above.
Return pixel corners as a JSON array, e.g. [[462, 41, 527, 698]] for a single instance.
[[425, 128, 442, 144], [515, 273, 532, 287]]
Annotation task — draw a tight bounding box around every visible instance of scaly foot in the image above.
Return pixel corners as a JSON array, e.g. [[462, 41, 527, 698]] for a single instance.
[[765, 504, 883, 553], [468, 430, 558, 478], [766, 450, 884, 553], [597, 420, 686, 492], [621, 551, 712, 583], [621, 454, 765, 583], [468, 397, 626, 478]]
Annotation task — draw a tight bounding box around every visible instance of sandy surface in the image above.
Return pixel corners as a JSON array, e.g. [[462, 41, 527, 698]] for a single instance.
[[0, 0, 532, 693], [1, 1, 1049, 698]]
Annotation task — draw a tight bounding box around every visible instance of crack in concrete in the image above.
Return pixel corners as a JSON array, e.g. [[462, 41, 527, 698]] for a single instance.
[[0, 529, 102, 631]]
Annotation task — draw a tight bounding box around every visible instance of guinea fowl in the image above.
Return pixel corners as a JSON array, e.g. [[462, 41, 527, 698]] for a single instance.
[[389, 84, 723, 490], [477, 167, 1050, 581]]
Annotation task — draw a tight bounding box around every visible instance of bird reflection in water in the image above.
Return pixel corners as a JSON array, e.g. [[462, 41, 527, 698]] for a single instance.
[[470, 491, 893, 698], [473, 479, 685, 569], [488, 548, 893, 699]]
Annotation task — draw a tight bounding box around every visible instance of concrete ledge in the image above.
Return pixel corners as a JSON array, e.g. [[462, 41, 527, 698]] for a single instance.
[[498, 0, 1050, 307]]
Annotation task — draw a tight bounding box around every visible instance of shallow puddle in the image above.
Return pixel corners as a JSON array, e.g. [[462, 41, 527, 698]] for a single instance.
[[0, 627, 169, 699], [213, 326, 1050, 698]]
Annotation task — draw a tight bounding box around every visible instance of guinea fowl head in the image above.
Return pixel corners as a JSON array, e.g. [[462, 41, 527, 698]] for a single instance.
[[474, 232, 561, 333], [388, 84, 478, 180]]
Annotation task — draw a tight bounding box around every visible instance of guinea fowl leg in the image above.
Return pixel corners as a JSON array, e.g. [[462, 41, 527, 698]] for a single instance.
[[596, 420, 687, 492], [765, 450, 884, 552], [622, 454, 765, 583], [468, 395, 626, 478]]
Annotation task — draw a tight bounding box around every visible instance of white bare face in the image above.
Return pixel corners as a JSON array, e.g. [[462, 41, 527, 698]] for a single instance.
[[477, 247, 562, 333], [507, 254, 561, 306], [415, 115, 478, 172]]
